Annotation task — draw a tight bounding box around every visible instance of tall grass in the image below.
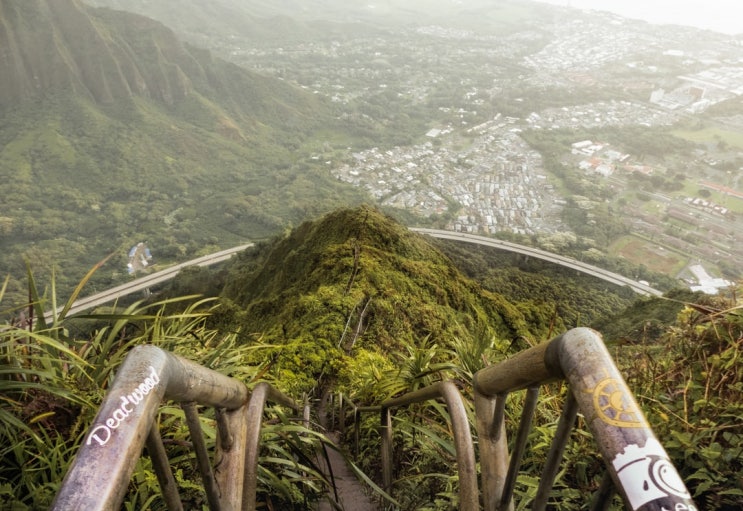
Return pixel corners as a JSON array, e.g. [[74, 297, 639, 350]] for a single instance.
[[0, 269, 337, 509], [343, 290, 743, 510]]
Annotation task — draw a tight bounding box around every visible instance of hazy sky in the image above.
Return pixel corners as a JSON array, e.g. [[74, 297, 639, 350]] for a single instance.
[[536, 0, 742, 35]]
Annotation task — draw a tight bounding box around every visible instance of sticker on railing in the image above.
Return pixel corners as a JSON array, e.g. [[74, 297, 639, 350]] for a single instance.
[[588, 374, 645, 428], [612, 438, 694, 510], [86, 366, 161, 447]]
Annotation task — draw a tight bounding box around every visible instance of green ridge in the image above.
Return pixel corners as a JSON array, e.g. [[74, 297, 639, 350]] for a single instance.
[[0, 0, 367, 306], [219, 206, 531, 393]]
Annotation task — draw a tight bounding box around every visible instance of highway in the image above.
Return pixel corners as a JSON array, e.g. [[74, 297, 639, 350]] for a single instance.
[[45, 244, 253, 321], [411, 228, 663, 297], [48, 227, 663, 321]]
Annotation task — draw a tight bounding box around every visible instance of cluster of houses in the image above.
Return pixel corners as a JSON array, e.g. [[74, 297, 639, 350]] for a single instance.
[[521, 16, 660, 72], [222, 10, 743, 292], [333, 124, 559, 236], [527, 100, 679, 131], [651, 66, 743, 113], [571, 140, 631, 178]]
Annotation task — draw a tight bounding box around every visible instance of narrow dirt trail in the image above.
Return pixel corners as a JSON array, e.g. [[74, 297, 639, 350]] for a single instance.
[[317, 432, 380, 511]]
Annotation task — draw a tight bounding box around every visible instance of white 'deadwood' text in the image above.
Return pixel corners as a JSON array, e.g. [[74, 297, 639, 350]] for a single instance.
[[86, 365, 161, 447]]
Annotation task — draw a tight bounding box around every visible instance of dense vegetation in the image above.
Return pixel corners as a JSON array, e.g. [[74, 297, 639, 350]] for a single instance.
[[2, 2, 742, 508], [2, 206, 740, 509], [0, 293, 338, 509], [0, 0, 372, 307], [613, 296, 743, 510], [216, 206, 535, 394], [430, 238, 639, 330]]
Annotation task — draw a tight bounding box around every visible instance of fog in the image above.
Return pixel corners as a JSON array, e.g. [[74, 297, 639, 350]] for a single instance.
[[536, 0, 742, 34], [1, 0, 741, 306]]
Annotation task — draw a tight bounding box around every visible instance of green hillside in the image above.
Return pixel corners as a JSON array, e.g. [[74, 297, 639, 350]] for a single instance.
[[216, 206, 534, 393], [214, 207, 740, 509], [0, 0, 369, 306], [3, 205, 740, 509]]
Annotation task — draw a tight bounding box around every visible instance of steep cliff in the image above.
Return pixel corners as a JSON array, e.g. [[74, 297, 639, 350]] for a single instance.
[[0, 0, 357, 306], [0, 0, 329, 126]]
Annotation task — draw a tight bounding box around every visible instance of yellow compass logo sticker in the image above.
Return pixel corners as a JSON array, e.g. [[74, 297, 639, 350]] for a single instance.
[[589, 377, 645, 428]]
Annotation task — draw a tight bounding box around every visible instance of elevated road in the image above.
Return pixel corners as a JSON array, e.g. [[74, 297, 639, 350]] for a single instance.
[[47, 227, 663, 321], [411, 228, 663, 297], [45, 244, 253, 321]]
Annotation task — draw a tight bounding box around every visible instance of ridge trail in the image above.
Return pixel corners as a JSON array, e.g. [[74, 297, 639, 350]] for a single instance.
[[317, 432, 380, 511]]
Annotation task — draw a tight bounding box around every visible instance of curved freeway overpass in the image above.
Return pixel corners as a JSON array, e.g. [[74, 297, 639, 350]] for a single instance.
[[45, 244, 253, 321], [48, 227, 663, 320], [411, 228, 663, 297]]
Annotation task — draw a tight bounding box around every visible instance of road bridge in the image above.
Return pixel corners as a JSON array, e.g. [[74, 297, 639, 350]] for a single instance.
[[44, 244, 253, 321], [49, 227, 663, 321], [411, 228, 663, 297]]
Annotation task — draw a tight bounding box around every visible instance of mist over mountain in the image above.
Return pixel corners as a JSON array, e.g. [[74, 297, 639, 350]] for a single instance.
[[0, 0, 367, 304], [0, 0, 333, 122], [84, 0, 490, 25], [84, 0, 546, 40], [81, 0, 335, 43]]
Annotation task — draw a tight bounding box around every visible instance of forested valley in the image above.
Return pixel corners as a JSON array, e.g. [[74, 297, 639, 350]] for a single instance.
[[1, 0, 741, 509]]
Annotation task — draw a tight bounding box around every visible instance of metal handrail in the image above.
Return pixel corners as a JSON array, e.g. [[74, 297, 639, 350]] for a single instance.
[[383, 381, 479, 510], [241, 382, 304, 511], [337, 382, 478, 509], [335, 328, 696, 510], [51, 345, 302, 511], [327, 392, 373, 458], [473, 327, 697, 511], [52, 329, 698, 510]]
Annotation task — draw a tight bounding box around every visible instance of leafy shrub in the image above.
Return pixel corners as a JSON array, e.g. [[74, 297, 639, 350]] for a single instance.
[[0, 274, 330, 509], [616, 296, 743, 509]]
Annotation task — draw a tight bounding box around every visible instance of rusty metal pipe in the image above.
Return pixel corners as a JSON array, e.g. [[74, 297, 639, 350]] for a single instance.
[[353, 408, 361, 459], [380, 407, 393, 493], [214, 403, 250, 510], [183, 402, 222, 511], [379, 381, 479, 510], [241, 382, 300, 511], [500, 387, 539, 509], [474, 338, 557, 397], [146, 420, 183, 511], [338, 393, 345, 434], [438, 381, 479, 511], [215, 407, 234, 452], [475, 391, 510, 511], [533, 391, 578, 510], [547, 328, 696, 511], [474, 328, 696, 511], [51, 345, 249, 511]]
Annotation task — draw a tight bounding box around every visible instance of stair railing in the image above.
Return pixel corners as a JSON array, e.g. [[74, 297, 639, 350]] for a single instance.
[[335, 382, 479, 509], [52, 329, 698, 510], [336, 327, 697, 510], [474, 327, 696, 511], [325, 392, 367, 458], [51, 344, 304, 511]]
